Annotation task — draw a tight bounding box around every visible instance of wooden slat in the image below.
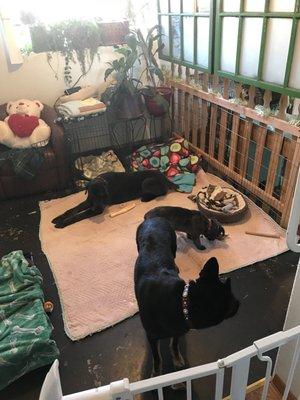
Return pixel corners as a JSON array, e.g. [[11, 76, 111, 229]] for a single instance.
[[212, 75, 219, 93], [228, 114, 240, 171], [263, 89, 272, 109], [173, 133, 283, 211], [235, 83, 243, 102], [171, 87, 177, 131], [184, 92, 190, 139], [202, 73, 209, 92], [192, 95, 199, 147], [200, 99, 208, 150], [248, 86, 256, 109], [239, 119, 253, 177], [218, 109, 228, 163], [281, 138, 300, 227], [265, 130, 284, 196], [251, 126, 267, 186], [169, 80, 300, 137], [185, 67, 190, 84], [177, 87, 182, 133], [280, 138, 296, 202], [209, 104, 218, 157], [223, 78, 230, 100], [278, 94, 289, 120]]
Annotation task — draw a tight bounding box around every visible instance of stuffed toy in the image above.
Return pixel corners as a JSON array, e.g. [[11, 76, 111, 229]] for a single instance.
[[0, 99, 51, 148]]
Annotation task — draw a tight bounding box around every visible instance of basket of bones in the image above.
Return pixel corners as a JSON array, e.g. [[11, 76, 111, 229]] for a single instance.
[[190, 184, 248, 223]]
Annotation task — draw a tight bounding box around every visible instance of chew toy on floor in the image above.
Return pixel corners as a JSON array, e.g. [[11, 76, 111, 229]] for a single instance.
[[109, 203, 136, 218], [245, 231, 280, 239]]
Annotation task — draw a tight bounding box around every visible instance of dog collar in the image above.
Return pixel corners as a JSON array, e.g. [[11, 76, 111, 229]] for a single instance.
[[182, 283, 190, 325]]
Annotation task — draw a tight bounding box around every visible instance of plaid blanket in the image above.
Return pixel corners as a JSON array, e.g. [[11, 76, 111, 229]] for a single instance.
[[0, 147, 44, 180]]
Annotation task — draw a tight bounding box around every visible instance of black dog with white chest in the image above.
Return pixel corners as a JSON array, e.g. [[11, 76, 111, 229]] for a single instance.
[[52, 170, 176, 228], [135, 217, 239, 376], [144, 206, 225, 250]]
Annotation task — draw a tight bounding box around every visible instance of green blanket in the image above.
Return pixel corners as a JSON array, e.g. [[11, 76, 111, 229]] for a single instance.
[[0, 251, 59, 390]]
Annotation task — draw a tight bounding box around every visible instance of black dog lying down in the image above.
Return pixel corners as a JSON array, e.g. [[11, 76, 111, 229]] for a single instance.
[[52, 171, 177, 228], [135, 217, 239, 376], [144, 206, 225, 250]]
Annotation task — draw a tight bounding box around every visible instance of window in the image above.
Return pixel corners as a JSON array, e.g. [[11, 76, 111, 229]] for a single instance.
[[157, 0, 300, 97], [157, 0, 214, 72], [215, 0, 300, 96], [1, 0, 155, 55]]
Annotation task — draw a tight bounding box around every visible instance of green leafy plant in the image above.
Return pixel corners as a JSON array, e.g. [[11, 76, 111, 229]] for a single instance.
[[103, 26, 171, 118], [136, 26, 171, 116], [103, 33, 144, 118], [30, 20, 102, 86]]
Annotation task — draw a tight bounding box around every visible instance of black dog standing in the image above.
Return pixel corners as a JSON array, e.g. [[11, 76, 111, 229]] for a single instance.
[[135, 217, 239, 376], [52, 170, 177, 228]]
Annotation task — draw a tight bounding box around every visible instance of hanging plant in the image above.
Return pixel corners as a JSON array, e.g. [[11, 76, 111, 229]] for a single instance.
[[30, 20, 102, 86]]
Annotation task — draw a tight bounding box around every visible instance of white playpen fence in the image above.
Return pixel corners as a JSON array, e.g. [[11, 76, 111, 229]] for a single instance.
[[40, 325, 300, 400], [40, 169, 300, 400]]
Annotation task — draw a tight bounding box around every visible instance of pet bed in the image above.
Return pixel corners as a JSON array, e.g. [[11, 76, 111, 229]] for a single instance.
[[190, 184, 248, 223], [75, 150, 125, 180], [0, 251, 59, 390], [131, 137, 200, 193]]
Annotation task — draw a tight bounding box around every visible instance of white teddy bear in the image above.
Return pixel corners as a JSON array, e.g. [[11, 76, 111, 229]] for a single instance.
[[0, 99, 51, 149]]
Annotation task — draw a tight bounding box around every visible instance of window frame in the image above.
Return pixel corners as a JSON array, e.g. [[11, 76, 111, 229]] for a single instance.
[[214, 0, 300, 97], [157, 0, 215, 73]]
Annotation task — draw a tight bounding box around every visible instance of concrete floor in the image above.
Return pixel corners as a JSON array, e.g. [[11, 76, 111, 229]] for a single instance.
[[0, 193, 298, 400]]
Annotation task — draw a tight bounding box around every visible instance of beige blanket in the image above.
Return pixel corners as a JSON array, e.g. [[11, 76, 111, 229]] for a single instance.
[[39, 171, 287, 340]]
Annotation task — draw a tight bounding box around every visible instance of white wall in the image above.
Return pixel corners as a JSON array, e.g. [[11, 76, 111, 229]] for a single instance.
[[0, 39, 117, 106], [275, 257, 300, 398]]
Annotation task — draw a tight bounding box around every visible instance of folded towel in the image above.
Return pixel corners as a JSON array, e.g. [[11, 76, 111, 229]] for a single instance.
[[78, 103, 106, 113], [57, 98, 106, 117], [170, 172, 196, 193]]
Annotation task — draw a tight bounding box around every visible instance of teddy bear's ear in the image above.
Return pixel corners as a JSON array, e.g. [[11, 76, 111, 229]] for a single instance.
[[34, 100, 44, 111], [6, 101, 13, 113]]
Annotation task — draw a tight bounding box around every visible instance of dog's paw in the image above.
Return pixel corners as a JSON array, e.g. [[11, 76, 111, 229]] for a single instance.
[[141, 196, 152, 202], [52, 216, 62, 224], [54, 222, 66, 229]]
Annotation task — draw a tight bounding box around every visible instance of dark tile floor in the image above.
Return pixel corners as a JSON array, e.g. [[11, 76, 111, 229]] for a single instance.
[[0, 193, 298, 400]]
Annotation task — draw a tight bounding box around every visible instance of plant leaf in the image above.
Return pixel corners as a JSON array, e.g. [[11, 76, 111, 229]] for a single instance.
[[104, 67, 114, 81], [154, 67, 164, 82], [125, 33, 138, 51]]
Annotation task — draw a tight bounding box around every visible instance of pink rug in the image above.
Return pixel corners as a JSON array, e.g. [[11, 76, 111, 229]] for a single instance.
[[39, 171, 287, 340]]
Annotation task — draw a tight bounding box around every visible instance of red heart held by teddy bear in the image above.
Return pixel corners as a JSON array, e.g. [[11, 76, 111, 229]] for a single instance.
[[8, 114, 39, 138]]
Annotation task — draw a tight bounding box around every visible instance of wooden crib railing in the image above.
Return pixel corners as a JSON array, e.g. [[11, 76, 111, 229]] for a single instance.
[[166, 65, 300, 228]]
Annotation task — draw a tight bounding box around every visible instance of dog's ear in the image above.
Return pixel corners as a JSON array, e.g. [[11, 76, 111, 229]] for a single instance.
[[199, 257, 219, 280]]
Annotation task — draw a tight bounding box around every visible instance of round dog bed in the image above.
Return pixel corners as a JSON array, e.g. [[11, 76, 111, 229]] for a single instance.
[[191, 185, 248, 223]]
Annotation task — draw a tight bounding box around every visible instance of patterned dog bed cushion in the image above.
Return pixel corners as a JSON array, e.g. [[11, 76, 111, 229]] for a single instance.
[[131, 138, 200, 192]]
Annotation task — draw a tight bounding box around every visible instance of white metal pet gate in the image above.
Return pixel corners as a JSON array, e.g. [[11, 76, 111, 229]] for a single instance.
[[40, 169, 300, 400]]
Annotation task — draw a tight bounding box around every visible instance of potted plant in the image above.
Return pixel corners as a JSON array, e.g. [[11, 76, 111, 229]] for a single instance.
[[25, 18, 102, 86], [103, 33, 144, 119], [136, 26, 172, 117]]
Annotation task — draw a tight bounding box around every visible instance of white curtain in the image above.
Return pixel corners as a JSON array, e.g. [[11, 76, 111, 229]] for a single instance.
[[0, 6, 23, 65]]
